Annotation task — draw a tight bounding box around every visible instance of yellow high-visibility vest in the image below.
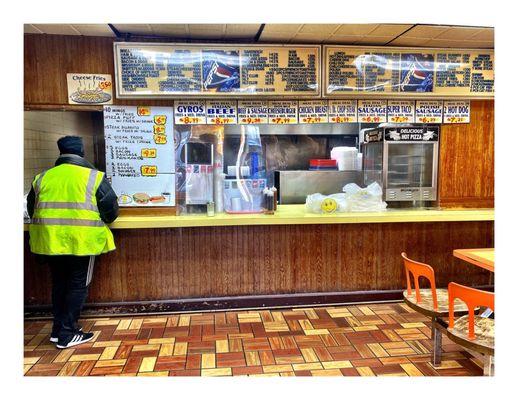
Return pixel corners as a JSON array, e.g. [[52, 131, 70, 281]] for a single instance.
[[29, 163, 116, 256]]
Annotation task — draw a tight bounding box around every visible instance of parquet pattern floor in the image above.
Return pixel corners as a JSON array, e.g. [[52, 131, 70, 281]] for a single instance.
[[24, 302, 484, 377]]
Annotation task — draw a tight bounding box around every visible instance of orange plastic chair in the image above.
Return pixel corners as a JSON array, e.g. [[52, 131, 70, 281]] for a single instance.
[[401, 252, 438, 311], [448, 282, 495, 340]]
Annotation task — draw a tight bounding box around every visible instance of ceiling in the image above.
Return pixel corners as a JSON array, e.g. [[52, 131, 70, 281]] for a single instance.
[[24, 23, 494, 48]]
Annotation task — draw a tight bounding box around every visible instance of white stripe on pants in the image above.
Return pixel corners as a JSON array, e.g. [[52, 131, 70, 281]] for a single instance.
[[85, 256, 95, 286]]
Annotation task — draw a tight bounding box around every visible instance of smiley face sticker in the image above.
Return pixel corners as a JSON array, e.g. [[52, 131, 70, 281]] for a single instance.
[[320, 197, 338, 213]]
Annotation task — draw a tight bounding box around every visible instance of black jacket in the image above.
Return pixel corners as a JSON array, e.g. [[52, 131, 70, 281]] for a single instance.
[[27, 154, 119, 224]]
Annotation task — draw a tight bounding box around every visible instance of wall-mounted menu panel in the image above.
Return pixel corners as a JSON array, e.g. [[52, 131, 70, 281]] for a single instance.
[[324, 46, 494, 99], [104, 105, 175, 207], [114, 43, 320, 98]]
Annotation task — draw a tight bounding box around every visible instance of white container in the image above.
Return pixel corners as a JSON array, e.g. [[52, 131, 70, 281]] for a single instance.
[[331, 146, 358, 171], [231, 197, 242, 211]]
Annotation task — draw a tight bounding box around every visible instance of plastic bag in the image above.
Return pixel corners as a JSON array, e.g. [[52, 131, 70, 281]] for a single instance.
[[305, 193, 348, 214], [342, 182, 387, 212]]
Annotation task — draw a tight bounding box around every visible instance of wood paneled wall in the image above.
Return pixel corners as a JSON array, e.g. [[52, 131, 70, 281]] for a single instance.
[[439, 100, 494, 208], [25, 34, 172, 107], [24, 34, 495, 209], [24, 221, 493, 306]]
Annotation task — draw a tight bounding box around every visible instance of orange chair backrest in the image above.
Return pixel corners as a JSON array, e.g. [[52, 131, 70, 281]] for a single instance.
[[448, 282, 494, 340], [401, 252, 438, 311]]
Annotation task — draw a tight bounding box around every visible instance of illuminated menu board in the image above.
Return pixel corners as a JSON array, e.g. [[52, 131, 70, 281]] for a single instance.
[[324, 46, 494, 98], [114, 43, 320, 98]]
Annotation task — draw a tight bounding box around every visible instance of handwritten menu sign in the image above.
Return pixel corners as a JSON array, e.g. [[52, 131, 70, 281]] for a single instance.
[[357, 100, 387, 123], [238, 100, 269, 124], [268, 100, 298, 124], [298, 100, 329, 123], [115, 43, 320, 98], [415, 100, 443, 123], [206, 101, 237, 125], [174, 100, 206, 125], [328, 100, 357, 123], [443, 100, 470, 123], [387, 100, 415, 123], [324, 46, 494, 98], [104, 106, 175, 207]]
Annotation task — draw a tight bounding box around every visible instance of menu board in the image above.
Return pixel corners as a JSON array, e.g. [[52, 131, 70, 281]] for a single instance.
[[298, 100, 329, 123], [324, 46, 494, 98], [238, 100, 269, 124], [206, 100, 237, 125], [104, 105, 175, 207], [357, 100, 387, 123], [174, 100, 206, 125], [443, 100, 470, 123], [415, 100, 443, 123], [387, 100, 415, 123], [268, 100, 298, 124], [115, 43, 320, 98], [328, 100, 357, 123]]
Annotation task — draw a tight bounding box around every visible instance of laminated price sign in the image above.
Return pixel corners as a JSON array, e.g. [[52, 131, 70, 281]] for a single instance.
[[237, 100, 269, 124], [357, 100, 387, 123], [415, 100, 443, 123], [141, 165, 158, 177], [328, 100, 357, 123], [141, 148, 157, 158], [443, 100, 470, 123], [298, 100, 329, 123], [174, 100, 207, 125], [104, 105, 175, 207], [387, 100, 415, 123], [206, 100, 237, 125], [268, 100, 298, 124]]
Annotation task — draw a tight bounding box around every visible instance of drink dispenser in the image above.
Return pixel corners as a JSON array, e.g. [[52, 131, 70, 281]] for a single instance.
[[224, 125, 266, 213]]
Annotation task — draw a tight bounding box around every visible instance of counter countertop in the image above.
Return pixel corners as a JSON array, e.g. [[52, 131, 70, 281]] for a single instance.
[[22, 206, 493, 230], [24, 206, 494, 230]]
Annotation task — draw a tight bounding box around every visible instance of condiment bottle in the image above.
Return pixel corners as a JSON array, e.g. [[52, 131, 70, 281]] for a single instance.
[[207, 201, 215, 217]]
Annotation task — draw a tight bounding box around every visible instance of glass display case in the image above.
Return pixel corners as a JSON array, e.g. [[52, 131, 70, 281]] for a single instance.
[[362, 126, 440, 202]]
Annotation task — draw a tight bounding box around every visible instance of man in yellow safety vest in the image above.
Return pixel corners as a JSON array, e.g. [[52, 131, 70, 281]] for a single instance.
[[27, 136, 119, 349]]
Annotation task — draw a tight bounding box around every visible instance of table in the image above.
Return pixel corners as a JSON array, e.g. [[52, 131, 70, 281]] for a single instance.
[[453, 248, 494, 272]]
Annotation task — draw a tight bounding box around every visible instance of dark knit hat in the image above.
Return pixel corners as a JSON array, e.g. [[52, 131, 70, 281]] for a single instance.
[[57, 136, 84, 157]]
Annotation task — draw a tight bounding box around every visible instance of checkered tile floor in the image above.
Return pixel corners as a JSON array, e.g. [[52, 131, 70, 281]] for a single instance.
[[24, 302, 484, 376]]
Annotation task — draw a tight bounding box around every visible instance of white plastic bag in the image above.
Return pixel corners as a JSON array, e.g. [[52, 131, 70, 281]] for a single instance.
[[305, 193, 348, 214], [342, 182, 387, 212]]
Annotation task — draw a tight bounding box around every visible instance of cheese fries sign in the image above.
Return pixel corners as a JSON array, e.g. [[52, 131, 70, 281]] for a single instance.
[[67, 73, 113, 105]]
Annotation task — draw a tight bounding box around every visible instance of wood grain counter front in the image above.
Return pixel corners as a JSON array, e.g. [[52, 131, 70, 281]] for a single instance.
[[24, 207, 494, 314]]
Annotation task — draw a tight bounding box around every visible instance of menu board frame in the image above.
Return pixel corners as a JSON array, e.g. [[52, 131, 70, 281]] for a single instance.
[[323, 45, 494, 99], [114, 42, 321, 99]]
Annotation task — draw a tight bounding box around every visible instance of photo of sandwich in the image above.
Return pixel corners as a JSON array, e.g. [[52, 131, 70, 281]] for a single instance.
[[132, 192, 150, 204]]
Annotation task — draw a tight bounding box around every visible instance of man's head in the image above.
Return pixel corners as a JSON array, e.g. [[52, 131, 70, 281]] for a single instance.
[[57, 136, 84, 157]]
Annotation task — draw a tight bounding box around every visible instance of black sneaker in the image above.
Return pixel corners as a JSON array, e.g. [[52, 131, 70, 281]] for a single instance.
[[56, 332, 94, 349], [50, 325, 83, 343]]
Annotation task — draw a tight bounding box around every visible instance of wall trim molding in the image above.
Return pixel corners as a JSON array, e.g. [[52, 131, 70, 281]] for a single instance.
[[24, 286, 493, 319]]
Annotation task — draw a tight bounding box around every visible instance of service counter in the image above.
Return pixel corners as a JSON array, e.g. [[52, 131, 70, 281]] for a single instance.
[[107, 206, 493, 229], [24, 207, 494, 315]]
